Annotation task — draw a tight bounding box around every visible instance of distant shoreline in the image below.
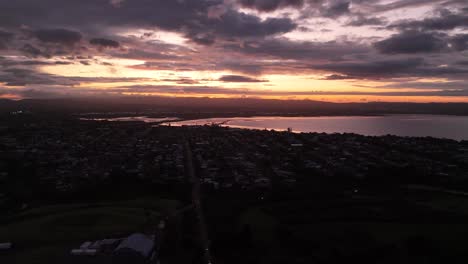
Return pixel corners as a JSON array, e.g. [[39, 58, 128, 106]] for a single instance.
[[80, 114, 468, 141]]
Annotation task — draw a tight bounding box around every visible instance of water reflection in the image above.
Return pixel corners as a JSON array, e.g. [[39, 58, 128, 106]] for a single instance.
[[163, 115, 468, 140]]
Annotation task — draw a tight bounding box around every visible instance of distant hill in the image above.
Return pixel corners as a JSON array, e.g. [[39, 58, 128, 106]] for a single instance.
[[1, 97, 468, 116]]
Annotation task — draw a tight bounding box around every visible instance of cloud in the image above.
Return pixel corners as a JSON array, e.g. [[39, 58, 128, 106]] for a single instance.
[[0, 68, 67, 86], [0, 30, 14, 49], [347, 15, 387, 26], [0, 30, 14, 41], [456, 60, 468, 66], [0, 66, 151, 87], [320, 74, 355, 80], [322, 1, 350, 17], [450, 34, 468, 51], [130, 58, 276, 75], [89, 38, 120, 48], [225, 37, 368, 61], [20, 44, 49, 58], [374, 31, 447, 54], [370, 0, 453, 13], [0, 0, 296, 45], [207, 10, 297, 38], [160, 77, 201, 85], [219, 75, 267, 82], [217, 61, 266, 75], [1, 0, 467, 101], [374, 31, 468, 54], [314, 58, 424, 79], [237, 0, 304, 12], [34, 29, 82, 45], [388, 9, 468, 31], [0, 58, 72, 67], [382, 80, 468, 90], [313, 58, 468, 79], [188, 33, 216, 46]]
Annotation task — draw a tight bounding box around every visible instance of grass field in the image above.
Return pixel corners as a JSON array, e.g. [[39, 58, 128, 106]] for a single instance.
[[246, 193, 468, 263], [0, 196, 180, 263]]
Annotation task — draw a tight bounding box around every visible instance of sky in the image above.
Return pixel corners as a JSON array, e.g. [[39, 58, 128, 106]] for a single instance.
[[0, 0, 467, 102]]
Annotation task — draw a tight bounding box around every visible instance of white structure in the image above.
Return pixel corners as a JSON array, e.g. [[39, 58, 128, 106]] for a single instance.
[[89, 238, 120, 249], [0, 243, 12, 250], [291, 143, 304, 147], [114, 233, 154, 258], [80, 241, 92, 249]]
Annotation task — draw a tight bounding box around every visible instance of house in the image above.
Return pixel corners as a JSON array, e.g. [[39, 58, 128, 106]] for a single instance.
[[113, 233, 155, 264], [71, 238, 121, 257], [0, 242, 12, 250]]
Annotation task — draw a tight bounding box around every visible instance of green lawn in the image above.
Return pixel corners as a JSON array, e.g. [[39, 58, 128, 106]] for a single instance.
[[0, 197, 180, 263]]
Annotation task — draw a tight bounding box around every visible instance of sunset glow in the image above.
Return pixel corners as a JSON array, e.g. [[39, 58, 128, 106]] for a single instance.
[[0, 0, 467, 102]]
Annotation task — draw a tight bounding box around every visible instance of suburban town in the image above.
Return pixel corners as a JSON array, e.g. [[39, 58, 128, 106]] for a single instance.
[[2, 114, 468, 200], [2, 112, 468, 263]]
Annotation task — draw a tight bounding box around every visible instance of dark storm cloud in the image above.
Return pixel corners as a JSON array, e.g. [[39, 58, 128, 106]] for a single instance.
[[312, 58, 468, 79], [0, 0, 296, 45], [0, 58, 72, 67], [0, 68, 68, 86], [0, 0, 217, 29], [236, 0, 369, 18], [456, 60, 468, 66], [20, 44, 49, 58], [388, 9, 468, 31], [235, 0, 453, 14], [237, 0, 304, 12], [225, 37, 368, 60], [374, 31, 468, 54], [128, 61, 200, 72], [0, 66, 151, 87], [374, 31, 448, 54], [322, 1, 350, 17], [89, 38, 120, 48], [371, 0, 452, 12], [207, 10, 296, 38], [160, 77, 201, 85], [219, 75, 267, 82], [116, 49, 182, 61], [129, 60, 271, 76], [19, 42, 86, 58], [34, 29, 82, 45], [450, 34, 468, 51], [0, 31, 14, 41], [188, 33, 216, 46], [314, 58, 424, 78], [321, 74, 355, 80], [1, 0, 467, 100], [0, 30, 14, 49], [383, 81, 468, 90], [218, 61, 266, 75]]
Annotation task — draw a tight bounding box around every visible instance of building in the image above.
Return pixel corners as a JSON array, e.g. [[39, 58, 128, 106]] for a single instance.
[[0, 242, 12, 250], [112, 233, 155, 264]]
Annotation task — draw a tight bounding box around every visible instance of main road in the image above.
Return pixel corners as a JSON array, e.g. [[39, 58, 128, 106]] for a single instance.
[[184, 140, 213, 264]]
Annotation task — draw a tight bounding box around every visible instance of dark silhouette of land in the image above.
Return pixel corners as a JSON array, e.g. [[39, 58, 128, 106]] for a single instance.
[[2, 97, 468, 117]]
